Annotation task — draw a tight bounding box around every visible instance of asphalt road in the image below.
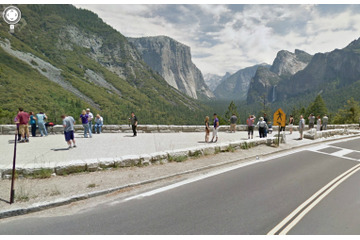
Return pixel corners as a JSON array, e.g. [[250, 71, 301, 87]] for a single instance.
[[1, 138, 360, 235]]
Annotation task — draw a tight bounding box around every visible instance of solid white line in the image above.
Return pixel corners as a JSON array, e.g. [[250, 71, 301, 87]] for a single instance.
[[267, 163, 360, 235], [330, 149, 354, 158], [121, 136, 360, 205], [280, 163, 360, 235]]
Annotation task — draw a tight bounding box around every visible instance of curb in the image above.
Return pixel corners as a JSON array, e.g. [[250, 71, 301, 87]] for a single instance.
[[1, 132, 360, 219], [1, 137, 274, 178]]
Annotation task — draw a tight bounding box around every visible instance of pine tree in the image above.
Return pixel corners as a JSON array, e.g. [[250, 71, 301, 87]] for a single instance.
[[333, 98, 360, 124], [306, 95, 328, 119]]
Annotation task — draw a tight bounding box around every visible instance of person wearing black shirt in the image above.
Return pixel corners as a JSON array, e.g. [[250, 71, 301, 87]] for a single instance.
[[130, 112, 138, 137]]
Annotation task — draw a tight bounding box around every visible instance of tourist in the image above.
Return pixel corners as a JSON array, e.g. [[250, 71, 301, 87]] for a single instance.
[[16, 107, 30, 142], [289, 115, 294, 134], [80, 109, 91, 138], [210, 113, 219, 143], [61, 114, 76, 149], [229, 113, 238, 133], [29, 112, 37, 137], [130, 112, 138, 137], [86, 108, 94, 134], [316, 115, 321, 131], [94, 114, 103, 134], [205, 116, 210, 142], [322, 114, 328, 130], [36, 112, 48, 137], [308, 113, 315, 129], [246, 115, 256, 139], [299, 115, 305, 140], [14, 110, 21, 141], [256, 117, 268, 138], [263, 113, 268, 137]]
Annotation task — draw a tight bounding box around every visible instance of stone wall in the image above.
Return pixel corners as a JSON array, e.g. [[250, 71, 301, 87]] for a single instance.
[[1, 137, 275, 178], [0, 124, 359, 135]]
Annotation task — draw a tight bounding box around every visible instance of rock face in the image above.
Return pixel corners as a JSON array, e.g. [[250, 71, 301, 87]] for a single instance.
[[247, 49, 312, 104], [0, 5, 208, 125], [128, 36, 214, 100], [270, 49, 312, 77], [204, 72, 231, 92], [214, 64, 270, 101], [277, 39, 360, 100]]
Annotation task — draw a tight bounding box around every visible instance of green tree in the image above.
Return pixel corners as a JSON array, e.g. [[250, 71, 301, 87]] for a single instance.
[[306, 95, 328, 121], [224, 101, 239, 123], [333, 98, 360, 124]]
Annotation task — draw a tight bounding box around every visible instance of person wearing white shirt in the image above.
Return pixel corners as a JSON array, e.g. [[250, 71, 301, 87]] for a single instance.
[[94, 114, 103, 134]]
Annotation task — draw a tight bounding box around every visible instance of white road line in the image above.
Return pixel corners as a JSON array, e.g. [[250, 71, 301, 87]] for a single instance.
[[267, 163, 360, 235], [330, 149, 354, 158], [118, 136, 360, 207]]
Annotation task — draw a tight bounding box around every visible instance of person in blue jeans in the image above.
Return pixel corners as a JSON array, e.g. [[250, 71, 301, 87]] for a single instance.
[[36, 112, 48, 137], [80, 109, 91, 138], [94, 114, 103, 134]]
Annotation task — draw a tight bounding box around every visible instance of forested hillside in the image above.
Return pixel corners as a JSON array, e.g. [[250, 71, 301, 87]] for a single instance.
[[0, 4, 210, 124]]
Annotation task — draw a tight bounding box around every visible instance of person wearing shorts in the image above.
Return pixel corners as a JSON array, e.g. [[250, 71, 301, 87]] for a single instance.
[[17, 108, 30, 142], [246, 115, 255, 139], [62, 114, 76, 149], [210, 113, 219, 143]]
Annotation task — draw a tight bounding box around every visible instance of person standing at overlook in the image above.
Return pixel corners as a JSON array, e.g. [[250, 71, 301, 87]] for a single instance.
[[210, 113, 219, 143]]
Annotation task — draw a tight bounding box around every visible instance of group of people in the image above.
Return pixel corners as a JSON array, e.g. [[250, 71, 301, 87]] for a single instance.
[[14, 108, 49, 142], [204, 112, 330, 142], [62, 110, 137, 149], [297, 114, 329, 140]]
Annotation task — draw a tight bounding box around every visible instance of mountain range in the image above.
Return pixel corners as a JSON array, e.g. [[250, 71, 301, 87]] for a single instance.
[[0, 4, 210, 124]]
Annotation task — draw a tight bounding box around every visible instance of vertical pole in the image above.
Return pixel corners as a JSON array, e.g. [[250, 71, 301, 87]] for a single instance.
[[277, 124, 281, 146], [10, 128, 17, 204]]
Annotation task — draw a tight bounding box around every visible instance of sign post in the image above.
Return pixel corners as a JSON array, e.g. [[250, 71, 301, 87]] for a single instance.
[[10, 127, 18, 204], [273, 108, 286, 146]]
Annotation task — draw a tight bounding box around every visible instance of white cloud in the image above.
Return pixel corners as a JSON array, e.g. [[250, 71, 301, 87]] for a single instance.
[[76, 4, 360, 76]]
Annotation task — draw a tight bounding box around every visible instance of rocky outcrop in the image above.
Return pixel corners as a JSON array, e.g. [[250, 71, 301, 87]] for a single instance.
[[128, 36, 215, 100], [277, 39, 360, 100], [247, 49, 312, 104], [246, 66, 282, 104], [270, 49, 312, 77], [214, 64, 270, 101]]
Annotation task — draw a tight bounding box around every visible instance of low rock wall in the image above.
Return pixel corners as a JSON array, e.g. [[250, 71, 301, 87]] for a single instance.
[[0, 124, 359, 135], [1, 137, 275, 178], [303, 129, 359, 140]]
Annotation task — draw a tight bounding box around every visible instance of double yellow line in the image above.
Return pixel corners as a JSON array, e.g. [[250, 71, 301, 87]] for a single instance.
[[268, 163, 360, 235]]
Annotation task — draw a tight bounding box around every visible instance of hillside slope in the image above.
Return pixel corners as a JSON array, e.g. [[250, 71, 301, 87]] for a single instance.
[[0, 4, 210, 124]]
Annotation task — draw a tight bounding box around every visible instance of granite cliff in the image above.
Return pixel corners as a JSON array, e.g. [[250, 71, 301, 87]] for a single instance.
[[247, 49, 312, 104], [128, 36, 214, 100]]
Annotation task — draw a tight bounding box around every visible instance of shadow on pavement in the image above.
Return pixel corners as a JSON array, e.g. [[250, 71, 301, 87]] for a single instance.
[[51, 148, 69, 151], [123, 135, 135, 137], [0, 198, 10, 204]]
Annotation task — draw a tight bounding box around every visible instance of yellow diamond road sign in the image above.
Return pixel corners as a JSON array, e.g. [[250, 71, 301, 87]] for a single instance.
[[273, 108, 286, 127]]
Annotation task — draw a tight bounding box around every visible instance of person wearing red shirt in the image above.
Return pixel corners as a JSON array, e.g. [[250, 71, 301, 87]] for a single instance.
[[16, 107, 30, 142]]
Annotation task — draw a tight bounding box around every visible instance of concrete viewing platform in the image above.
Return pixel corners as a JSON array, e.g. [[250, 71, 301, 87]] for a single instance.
[[1, 125, 359, 178]]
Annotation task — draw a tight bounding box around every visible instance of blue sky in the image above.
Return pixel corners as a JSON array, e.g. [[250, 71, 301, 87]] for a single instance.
[[76, 4, 360, 76]]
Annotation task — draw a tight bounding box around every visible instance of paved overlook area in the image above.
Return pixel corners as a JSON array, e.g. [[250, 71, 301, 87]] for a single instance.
[[0, 124, 360, 218], [0, 124, 359, 176]]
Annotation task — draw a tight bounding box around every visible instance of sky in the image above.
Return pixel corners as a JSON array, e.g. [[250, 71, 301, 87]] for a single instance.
[[75, 4, 360, 76]]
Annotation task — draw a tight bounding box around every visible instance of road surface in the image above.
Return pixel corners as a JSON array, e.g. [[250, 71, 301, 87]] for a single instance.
[[1, 137, 360, 234]]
